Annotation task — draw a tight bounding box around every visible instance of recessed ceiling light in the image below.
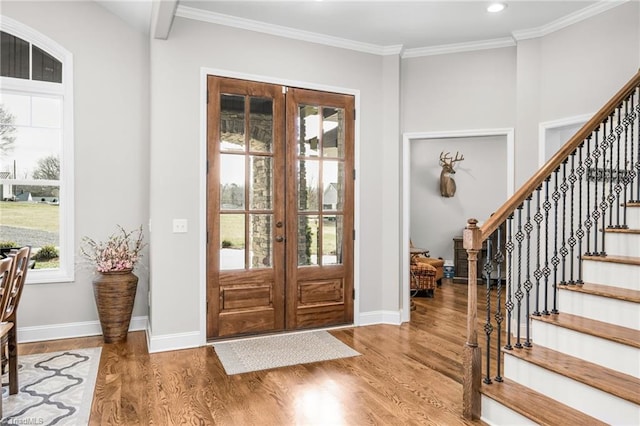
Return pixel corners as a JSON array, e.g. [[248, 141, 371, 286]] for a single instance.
[[487, 3, 507, 13]]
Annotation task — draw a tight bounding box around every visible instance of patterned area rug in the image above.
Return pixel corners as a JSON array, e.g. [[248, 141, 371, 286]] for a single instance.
[[212, 330, 360, 375], [2, 347, 101, 426]]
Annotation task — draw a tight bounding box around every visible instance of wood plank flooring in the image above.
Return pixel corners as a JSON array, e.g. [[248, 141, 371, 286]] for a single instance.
[[17, 283, 488, 425]]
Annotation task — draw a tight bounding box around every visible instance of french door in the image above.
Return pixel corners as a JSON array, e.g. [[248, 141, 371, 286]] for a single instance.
[[206, 76, 354, 339]]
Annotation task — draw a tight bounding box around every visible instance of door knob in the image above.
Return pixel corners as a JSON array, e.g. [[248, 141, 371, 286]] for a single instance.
[[275, 236, 284, 242]]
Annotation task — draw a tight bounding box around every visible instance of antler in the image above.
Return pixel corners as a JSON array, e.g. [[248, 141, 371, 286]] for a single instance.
[[452, 151, 464, 163], [440, 151, 452, 165]]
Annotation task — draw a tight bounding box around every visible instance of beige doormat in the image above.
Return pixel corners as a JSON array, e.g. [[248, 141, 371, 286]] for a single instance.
[[2, 347, 101, 425], [212, 330, 360, 375]]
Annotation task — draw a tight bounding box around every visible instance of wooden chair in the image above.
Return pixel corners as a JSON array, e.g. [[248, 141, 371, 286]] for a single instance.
[[0, 256, 16, 418], [1, 246, 31, 395]]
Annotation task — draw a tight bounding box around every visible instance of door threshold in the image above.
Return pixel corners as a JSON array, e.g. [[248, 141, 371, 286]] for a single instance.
[[206, 324, 355, 345]]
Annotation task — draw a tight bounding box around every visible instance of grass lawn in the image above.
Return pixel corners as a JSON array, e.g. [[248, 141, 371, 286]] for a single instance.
[[0, 201, 59, 232], [219, 213, 338, 255]]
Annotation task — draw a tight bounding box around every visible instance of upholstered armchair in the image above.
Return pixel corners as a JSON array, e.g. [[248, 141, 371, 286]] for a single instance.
[[409, 241, 445, 295]]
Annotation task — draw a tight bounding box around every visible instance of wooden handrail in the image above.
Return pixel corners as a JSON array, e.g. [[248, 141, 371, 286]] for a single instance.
[[479, 69, 640, 242]]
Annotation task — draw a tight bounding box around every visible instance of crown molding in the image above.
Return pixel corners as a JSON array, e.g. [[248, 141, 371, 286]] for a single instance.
[[512, 0, 629, 41], [175, 1, 628, 59], [402, 37, 516, 58], [175, 5, 402, 56]]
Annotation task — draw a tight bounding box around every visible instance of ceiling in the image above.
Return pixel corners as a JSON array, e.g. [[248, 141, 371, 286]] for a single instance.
[[98, 1, 623, 53]]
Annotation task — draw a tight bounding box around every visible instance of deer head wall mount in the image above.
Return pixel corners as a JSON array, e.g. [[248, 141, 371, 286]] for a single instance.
[[439, 151, 464, 198]]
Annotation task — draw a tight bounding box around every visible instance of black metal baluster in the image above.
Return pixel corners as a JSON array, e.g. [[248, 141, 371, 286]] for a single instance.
[[542, 177, 552, 314], [560, 160, 569, 284], [621, 95, 632, 227], [584, 135, 594, 255], [600, 120, 611, 256], [483, 236, 493, 384], [613, 104, 624, 228], [551, 168, 561, 314], [636, 87, 640, 202], [567, 151, 578, 284], [504, 215, 514, 350], [607, 113, 615, 229], [533, 185, 543, 315], [575, 143, 585, 284], [514, 204, 524, 348], [523, 196, 533, 347], [591, 126, 601, 255], [494, 223, 504, 383]]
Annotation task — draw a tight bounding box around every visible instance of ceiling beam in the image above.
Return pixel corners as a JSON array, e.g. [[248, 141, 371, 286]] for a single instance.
[[152, 0, 178, 40]]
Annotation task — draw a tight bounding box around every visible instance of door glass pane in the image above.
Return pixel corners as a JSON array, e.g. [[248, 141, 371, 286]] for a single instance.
[[322, 107, 344, 158], [322, 215, 342, 265], [298, 215, 319, 266], [220, 154, 245, 210], [249, 214, 272, 269], [220, 94, 245, 152], [298, 105, 319, 157], [249, 97, 273, 153], [220, 214, 245, 270], [298, 160, 319, 211], [249, 156, 272, 210], [322, 161, 343, 212]]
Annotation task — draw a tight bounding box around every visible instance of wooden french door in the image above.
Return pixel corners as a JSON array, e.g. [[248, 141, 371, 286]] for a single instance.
[[206, 76, 354, 339]]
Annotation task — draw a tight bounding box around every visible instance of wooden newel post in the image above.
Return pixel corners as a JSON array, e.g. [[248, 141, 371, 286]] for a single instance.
[[462, 218, 482, 419]]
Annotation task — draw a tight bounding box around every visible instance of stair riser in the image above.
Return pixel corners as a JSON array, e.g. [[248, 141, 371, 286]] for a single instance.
[[532, 320, 640, 378], [481, 396, 538, 426], [604, 232, 640, 257], [558, 289, 640, 330], [582, 260, 640, 290], [626, 206, 640, 227], [504, 355, 640, 425]]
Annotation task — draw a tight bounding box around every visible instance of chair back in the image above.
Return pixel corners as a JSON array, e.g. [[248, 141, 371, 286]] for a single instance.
[[1, 247, 31, 322], [0, 257, 14, 319]]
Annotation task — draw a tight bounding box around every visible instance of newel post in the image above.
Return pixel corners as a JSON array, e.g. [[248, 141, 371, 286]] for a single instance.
[[462, 218, 482, 419]]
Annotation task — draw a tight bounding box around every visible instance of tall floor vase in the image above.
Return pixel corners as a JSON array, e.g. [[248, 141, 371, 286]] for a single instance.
[[92, 270, 138, 343]]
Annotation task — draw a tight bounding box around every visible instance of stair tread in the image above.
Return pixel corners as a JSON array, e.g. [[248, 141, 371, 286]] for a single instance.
[[532, 312, 640, 348], [558, 282, 640, 303], [582, 254, 640, 265], [481, 378, 607, 426], [503, 345, 640, 405], [605, 227, 640, 234]]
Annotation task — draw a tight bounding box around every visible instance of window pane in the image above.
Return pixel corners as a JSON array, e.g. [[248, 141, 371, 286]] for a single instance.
[[220, 154, 245, 210], [322, 215, 342, 265], [220, 94, 245, 152], [298, 215, 319, 266], [298, 160, 319, 211], [32, 45, 62, 83], [298, 105, 319, 157], [0, 31, 29, 80], [249, 156, 272, 210], [322, 161, 343, 212], [220, 214, 245, 270], [322, 107, 344, 158], [249, 214, 272, 269], [32, 96, 62, 128], [0, 92, 30, 126], [0, 188, 60, 270], [249, 97, 272, 153]]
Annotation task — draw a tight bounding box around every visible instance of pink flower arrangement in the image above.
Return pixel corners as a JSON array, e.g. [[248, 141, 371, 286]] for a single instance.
[[81, 225, 146, 273]]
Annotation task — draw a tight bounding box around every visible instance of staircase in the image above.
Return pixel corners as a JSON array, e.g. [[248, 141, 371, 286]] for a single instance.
[[480, 203, 640, 425], [460, 70, 640, 425]]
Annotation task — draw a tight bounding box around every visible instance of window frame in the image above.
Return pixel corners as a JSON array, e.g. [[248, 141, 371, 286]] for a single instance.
[[0, 15, 74, 284]]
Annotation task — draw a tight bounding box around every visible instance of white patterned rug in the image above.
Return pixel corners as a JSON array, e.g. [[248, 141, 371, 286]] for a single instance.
[[2, 347, 101, 426], [212, 331, 360, 375]]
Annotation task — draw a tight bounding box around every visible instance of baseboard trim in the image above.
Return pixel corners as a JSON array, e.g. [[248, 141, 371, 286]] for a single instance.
[[146, 329, 203, 353], [358, 310, 402, 326], [17, 316, 149, 343]]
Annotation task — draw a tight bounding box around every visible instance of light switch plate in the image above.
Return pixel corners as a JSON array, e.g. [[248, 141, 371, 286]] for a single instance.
[[173, 219, 188, 233]]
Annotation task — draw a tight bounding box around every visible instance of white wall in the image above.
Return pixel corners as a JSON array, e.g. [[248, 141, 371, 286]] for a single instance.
[[2, 1, 150, 336], [149, 17, 397, 345], [410, 136, 508, 262]]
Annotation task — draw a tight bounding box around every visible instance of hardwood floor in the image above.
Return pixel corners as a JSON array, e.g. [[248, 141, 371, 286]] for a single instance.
[[17, 283, 488, 425]]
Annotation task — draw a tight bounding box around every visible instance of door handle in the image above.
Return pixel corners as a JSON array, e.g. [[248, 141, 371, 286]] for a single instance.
[[275, 236, 284, 242]]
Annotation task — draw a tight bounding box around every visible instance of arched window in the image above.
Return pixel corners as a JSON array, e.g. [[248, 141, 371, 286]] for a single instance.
[[0, 16, 74, 283]]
